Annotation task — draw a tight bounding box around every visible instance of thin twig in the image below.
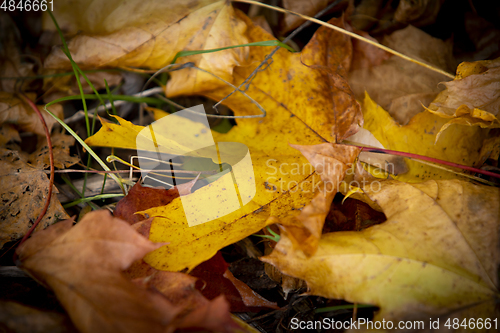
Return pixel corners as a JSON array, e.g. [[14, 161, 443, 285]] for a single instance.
[[42, 168, 216, 175], [15, 94, 55, 254], [146, 63, 268, 118], [216, 0, 345, 109], [185, 65, 267, 118], [232, 0, 456, 79], [64, 87, 164, 124]]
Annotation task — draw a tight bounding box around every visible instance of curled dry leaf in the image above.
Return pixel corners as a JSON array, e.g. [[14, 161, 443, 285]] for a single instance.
[[393, 0, 445, 27], [426, 57, 500, 139], [263, 261, 306, 299], [262, 179, 500, 325], [44, 0, 249, 95], [0, 92, 64, 136], [86, 15, 362, 271], [0, 148, 68, 249], [280, 143, 360, 255]]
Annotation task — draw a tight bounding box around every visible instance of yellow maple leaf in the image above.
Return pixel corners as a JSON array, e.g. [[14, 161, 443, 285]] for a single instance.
[[262, 179, 500, 324], [360, 93, 493, 182], [85, 15, 363, 271]]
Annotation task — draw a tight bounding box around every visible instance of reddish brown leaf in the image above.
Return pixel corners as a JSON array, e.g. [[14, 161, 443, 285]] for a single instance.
[[114, 182, 179, 224], [15, 211, 179, 333], [223, 269, 279, 310], [190, 252, 278, 312]]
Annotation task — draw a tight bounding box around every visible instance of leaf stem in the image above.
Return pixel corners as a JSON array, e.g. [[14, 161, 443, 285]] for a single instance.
[[346, 144, 500, 180], [16, 94, 55, 249]]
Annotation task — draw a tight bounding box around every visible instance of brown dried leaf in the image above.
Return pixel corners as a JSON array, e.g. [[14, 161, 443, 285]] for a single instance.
[[0, 123, 20, 146], [0, 148, 68, 249], [426, 58, 500, 138], [348, 26, 456, 125], [43, 70, 123, 97], [350, 29, 391, 71], [280, 0, 343, 33], [349, 0, 444, 32], [223, 269, 279, 310], [28, 132, 79, 169], [15, 210, 182, 333], [0, 92, 64, 136], [135, 272, 240, 333], [394, 0, 445, 27]]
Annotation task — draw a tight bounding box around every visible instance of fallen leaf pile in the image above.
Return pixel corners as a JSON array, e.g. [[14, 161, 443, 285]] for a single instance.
[[85, 14, 363, 271], [4, 0, 500, 332]]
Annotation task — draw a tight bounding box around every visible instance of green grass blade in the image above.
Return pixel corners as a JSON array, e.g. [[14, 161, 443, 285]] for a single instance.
[[253, 226, 280, 242], [61, 174, 100, 210], [171, 40, 295, 64], [44, 103, 125, 193], [63, 193, 124, 209], [49, 94, 165, 106]]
